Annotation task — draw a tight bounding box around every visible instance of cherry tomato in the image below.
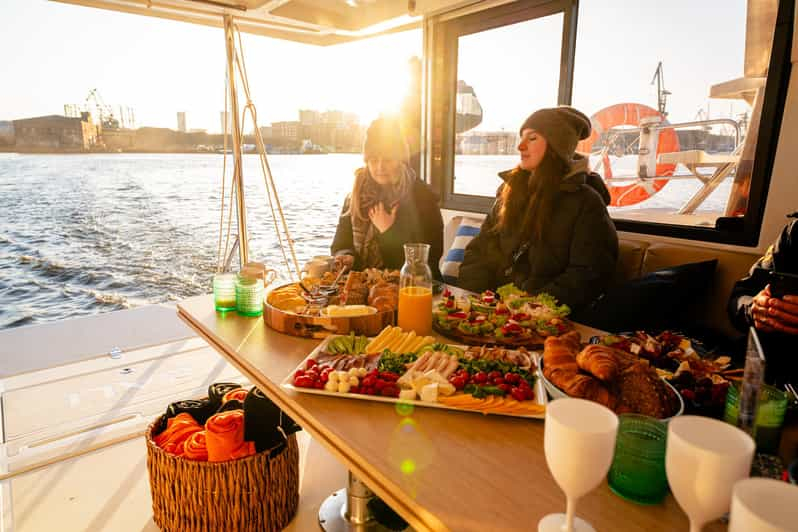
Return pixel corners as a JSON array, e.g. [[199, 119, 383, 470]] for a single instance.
[[492, 377, 505, 386], [320, 372, 329, 384], [473, 371, 488, 384], [374, 379, 387, 391], [362, 376, 376, 388], [524, 388, 535, 401], [451, 376, 467, 390], [294, 376, 314, 388], [314, 381, 324, 389], [305, 359, 318, 370], [511, 387, 527, 402], [504, 373, 519, 384], [294, 369, 305, 379], [381, 385, 400, 397], [380, 371, 400, 382], [350, 386, 361, 394], [487, 371, 502, 380], [497, 383, 512, 394]]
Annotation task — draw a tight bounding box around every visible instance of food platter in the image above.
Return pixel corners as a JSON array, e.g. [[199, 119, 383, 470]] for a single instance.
[[281, 331, 548, 419], [589, 331, 736, 418], [433, 284, 573, 348], [264, 268, 399, 338], [539, 360, 684, 421], [541, 331, 684, 420]]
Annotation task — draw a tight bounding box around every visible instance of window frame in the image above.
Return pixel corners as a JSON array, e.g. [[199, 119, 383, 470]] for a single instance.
[[427, 0, 792, 246], [428, 0, 577, 213]]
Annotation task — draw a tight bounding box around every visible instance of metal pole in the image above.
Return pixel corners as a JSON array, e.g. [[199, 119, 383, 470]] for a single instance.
[[224, 14, 249, 267]]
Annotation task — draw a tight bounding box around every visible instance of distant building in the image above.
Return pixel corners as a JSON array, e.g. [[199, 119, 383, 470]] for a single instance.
[[271, 121, 300, 141], [259, 126, 273, 139], [12, 115, 98, 151], [220, 111, 231, 135], [177, 112, 187, 133], [0, 121, 14, 146], [322, 110, 344, 125], [457, 131, 517, 155], [299, 109, 321, 126]]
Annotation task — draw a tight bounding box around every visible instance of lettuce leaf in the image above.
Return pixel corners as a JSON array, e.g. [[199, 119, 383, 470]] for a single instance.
[[496, 283, 525, 300]]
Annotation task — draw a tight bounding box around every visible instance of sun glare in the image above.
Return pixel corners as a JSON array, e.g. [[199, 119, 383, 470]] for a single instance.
[[356, 62, 411, 124]]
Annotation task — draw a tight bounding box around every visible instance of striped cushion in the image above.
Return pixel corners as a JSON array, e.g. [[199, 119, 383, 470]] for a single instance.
[[441, 217, 482, 284]]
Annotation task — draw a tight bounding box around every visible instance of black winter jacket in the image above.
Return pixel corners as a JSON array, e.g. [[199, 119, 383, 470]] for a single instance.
[[456, 156, 618, 312], [331, 178, 444, 279], [728, 216, 798, 385]]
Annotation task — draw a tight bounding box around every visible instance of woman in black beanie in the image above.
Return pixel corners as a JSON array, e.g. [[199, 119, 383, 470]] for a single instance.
[[457, 106, 618, 312], [331, 116, 443, 278]]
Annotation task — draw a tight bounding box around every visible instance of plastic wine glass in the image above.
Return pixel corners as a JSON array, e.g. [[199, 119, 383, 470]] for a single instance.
[[729, 477, 798, 532], [539, 398, 619, 532], [666, 416, 755, 532]]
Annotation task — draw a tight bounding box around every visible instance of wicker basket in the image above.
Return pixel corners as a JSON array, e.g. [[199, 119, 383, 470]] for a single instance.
[[145, 416, 299, 532]]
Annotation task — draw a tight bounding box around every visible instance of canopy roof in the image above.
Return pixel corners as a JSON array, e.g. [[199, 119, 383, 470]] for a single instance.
[[52, 0, 475, 45]]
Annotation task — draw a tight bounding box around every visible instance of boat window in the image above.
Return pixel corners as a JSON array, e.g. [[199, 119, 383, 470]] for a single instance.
[[430, 0, 790, 245], [452, 13, 564, 197]]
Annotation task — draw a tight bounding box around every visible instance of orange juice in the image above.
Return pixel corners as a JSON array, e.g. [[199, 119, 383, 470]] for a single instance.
[[397, 286, 432, 335]]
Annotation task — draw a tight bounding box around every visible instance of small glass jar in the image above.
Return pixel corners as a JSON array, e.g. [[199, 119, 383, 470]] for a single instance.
[[213, 273, 237, 312], [235, 272, 264, 317]]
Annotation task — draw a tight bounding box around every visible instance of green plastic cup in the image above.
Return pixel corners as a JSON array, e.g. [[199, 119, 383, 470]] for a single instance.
[[723, 382, 788, 454], [213, 273, 237, 312], [235, 272, 264, 317], [607, 414, 668, 505]]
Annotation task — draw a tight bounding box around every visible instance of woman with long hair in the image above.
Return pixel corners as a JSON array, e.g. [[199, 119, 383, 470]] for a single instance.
[[457, 106, 618, 312], [331, 117, 443, 278]]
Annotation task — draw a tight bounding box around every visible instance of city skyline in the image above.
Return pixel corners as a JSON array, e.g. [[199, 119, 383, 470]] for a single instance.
[[1, 1, 752, 133]]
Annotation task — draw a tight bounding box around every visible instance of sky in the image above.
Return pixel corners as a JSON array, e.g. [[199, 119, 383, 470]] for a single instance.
[[0, 0, 753, 133]]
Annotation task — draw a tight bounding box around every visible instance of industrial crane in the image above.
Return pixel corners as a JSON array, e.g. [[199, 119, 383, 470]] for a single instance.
[[651, 62, 671, 116], [85, 88, 119, 129]]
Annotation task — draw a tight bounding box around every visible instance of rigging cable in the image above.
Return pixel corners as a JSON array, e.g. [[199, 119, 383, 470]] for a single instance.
[[232, 23, 301, 280]]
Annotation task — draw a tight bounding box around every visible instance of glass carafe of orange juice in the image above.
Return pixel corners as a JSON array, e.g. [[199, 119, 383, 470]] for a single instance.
[[398, 243, 433, 335]]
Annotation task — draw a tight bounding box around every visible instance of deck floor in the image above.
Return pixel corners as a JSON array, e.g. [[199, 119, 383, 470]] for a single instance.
[[4, 431, 345, 531]]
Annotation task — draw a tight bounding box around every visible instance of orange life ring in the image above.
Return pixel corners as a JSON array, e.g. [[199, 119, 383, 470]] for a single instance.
[[577, 103, 680, 207]]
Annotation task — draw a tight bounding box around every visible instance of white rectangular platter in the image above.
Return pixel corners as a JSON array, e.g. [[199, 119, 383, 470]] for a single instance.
[[281, 335, 547, 419]]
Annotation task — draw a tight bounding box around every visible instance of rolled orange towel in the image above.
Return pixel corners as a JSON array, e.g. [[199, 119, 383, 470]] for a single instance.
[[153, 413, 202, 455], [222, 388, 249, 404], [183, 430, 209, 461], [206, 410, 256, 462]]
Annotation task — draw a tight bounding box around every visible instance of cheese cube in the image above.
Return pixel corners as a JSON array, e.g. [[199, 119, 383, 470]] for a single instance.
[[420, 383, 439, 402]]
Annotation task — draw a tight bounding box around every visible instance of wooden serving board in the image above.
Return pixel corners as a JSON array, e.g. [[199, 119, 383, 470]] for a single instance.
[[281, 336, 547, 419], [264, 290, 394, 339], [433, 320, 574, 349]]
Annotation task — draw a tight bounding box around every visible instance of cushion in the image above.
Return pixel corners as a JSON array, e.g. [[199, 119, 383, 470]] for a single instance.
[[576, 259, 718, 333], [440, 217, 482, 284], [573, 277, 679, 332], [645, 259, 718, 302]]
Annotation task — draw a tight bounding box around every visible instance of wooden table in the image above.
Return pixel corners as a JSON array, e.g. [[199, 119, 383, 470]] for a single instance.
[[177, 294, 725, 532]]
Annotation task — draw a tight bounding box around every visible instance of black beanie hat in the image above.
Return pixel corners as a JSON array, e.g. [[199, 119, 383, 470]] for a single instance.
[[363, 117, 409, 162], [519, 106, 592, 162]]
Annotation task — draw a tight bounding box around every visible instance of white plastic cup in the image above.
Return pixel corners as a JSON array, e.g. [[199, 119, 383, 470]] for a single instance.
[[729, 477, 798, 532]]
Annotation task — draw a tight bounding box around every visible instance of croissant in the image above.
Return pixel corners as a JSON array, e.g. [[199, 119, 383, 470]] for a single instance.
[[576, 344, 620, 382], [542, 332, 580, 378], [554, 372, 617, 410]]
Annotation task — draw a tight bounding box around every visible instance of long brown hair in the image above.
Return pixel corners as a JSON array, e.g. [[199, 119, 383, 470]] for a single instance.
[[495, 147, 569, 243]]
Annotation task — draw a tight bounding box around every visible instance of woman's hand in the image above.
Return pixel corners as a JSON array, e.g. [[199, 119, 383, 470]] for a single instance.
[[334, 254, 355, 271], [368, 202, 398, 233], [752, 285, 798, 335]]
